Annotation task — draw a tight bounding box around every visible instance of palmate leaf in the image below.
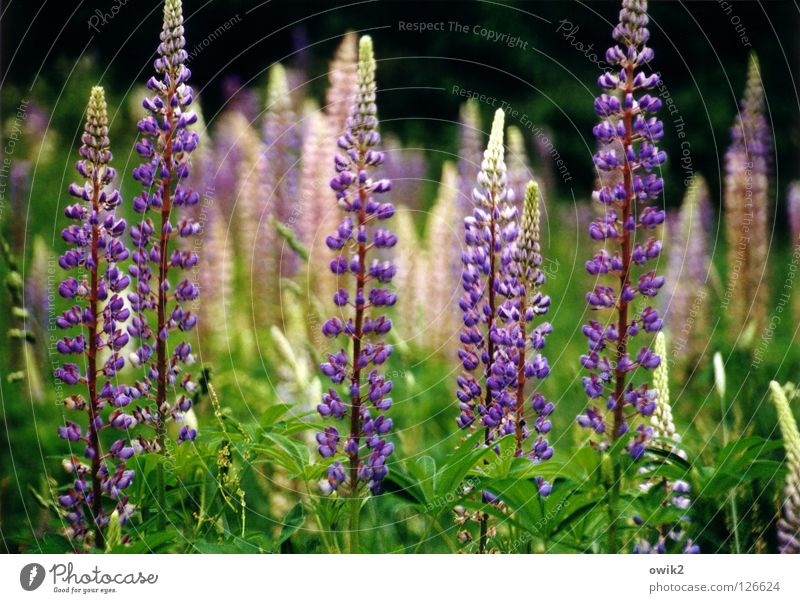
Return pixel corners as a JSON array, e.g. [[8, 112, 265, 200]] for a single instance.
[[275, 503, 305, 551], [253, 433, 310, 477], [698, 436, 785, 494], [384, 430, 496, 514], [474, 445, 601, 484]]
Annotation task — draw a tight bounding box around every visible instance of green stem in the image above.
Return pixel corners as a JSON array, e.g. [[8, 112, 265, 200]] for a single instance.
[[413, 516, 437, 554], [719, 391, 741, 553], [349, 496, 360, 554], [607, 462, 621, 553], [157, 461, 166, 530]]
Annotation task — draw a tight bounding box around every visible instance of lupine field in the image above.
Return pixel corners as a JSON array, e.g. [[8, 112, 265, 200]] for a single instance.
[[1, 0, 799, 556]]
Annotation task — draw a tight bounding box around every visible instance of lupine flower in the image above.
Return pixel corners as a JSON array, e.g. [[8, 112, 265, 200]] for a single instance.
[[261, 64, 302, 278], [664, 176, 712, 370], [506, 125, 532, 213], [221, 74, 260, 122], [213, 109, 259, 225], [424, 162, 462, 352], [297, 108, 342, 313], [650, 332, 683, 456], [382, 134, 426, 210], [230, 110, 266, 256], [633, 332, 697, 553], [788, 182, 800, 324], [724, 53, 771, 340], [129, 0, 200, 449], [56, 87, 135, 548], [242, 64, 303, 326], [456, 100, 484, 216], [393, 209, 427, 339], [196, 203, 233, 357], [325, 31, 358, 139], [316, 36, 396, 496], [531, 125, 557, 201], [769, 381, 800, 553], [456, 108, 518, 435], [493, 181, 554, 490], [577, 0, 666, 459], [788, 181, 800, 246]]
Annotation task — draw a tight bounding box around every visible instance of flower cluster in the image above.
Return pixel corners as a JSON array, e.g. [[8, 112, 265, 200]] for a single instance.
[[257, 63, 302, 310], [577, 0, 666, 456], [316, 36, 396, 496], [769, 381, 800, 554], [664, 175, 711, 370], [456, 109, 518, 435], [633, 332, 698, 554], [129, 0, 200, 448], [724, 53, 771, 339], [56, 87, 135, 547], [488, 181, 554, 494]]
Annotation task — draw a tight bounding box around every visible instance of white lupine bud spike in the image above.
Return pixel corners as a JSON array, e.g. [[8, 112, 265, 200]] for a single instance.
[[650, 332, 683, 456], [769, 381, 800, 553]]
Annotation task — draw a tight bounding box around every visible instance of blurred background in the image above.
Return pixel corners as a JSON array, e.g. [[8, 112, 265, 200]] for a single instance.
[[3, 0, 798, 207], [1, 0, 799, 553]]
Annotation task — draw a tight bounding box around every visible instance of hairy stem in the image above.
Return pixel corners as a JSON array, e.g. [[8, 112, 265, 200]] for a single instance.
[[88, 177, 104, 550], [349, 149, 367, 496], [608, 59, 636, 554], [478, 185, 500, 555], [153, 85, 177, 530], [348, 493, 360, 554], [515, 315, 527, 456]]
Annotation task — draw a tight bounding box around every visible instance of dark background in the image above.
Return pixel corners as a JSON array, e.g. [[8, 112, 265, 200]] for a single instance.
[[2, 0, 799, 210]]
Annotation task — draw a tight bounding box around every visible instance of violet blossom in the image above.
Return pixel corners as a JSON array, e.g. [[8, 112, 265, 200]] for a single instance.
[[577, 0, 666, 459], [56, 86, 135, 548], [316, 35, 396, 497], [129, 0, 200, 449]]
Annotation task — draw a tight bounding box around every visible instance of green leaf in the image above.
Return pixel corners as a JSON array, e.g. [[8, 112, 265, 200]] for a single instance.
[[276, 503, 305, 549]]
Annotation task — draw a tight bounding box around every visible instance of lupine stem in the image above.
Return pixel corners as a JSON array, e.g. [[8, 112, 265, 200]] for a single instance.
[[87, 176, 103, 550], [349, 495, 360, 554], [349, 171, 368, 494], [57, 86, 134, 547], [479, 180, 499, 555], [316, 35, 396, 501], [578, 0, 668, 553], [155, 99, 174, 455], [607, 56, 636, 555], [514, 322, 526, 455]]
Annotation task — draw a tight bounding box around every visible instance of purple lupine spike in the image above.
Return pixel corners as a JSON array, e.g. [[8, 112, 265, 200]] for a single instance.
[[490, 181, 554, 492], [505, 125, 533, 214], [456, 100, 484, 216], [456, 108, 517, 436], [254, 63, 302, 317], [633, 332, 698, 554], [382, 134, 426, 210], [663, 176, 711, 370], [196, 203, 233, 357], [316, 35, 396, 497], [214, 110, 257, 221], [221, 75, 260, 122], [129, 0, 200, 450], [788, 182, 800, 246], [325, 31, 358, 140], [724, 53, 771, 339], [56, 87, 135, 549], [577, 0, 666, 460]]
